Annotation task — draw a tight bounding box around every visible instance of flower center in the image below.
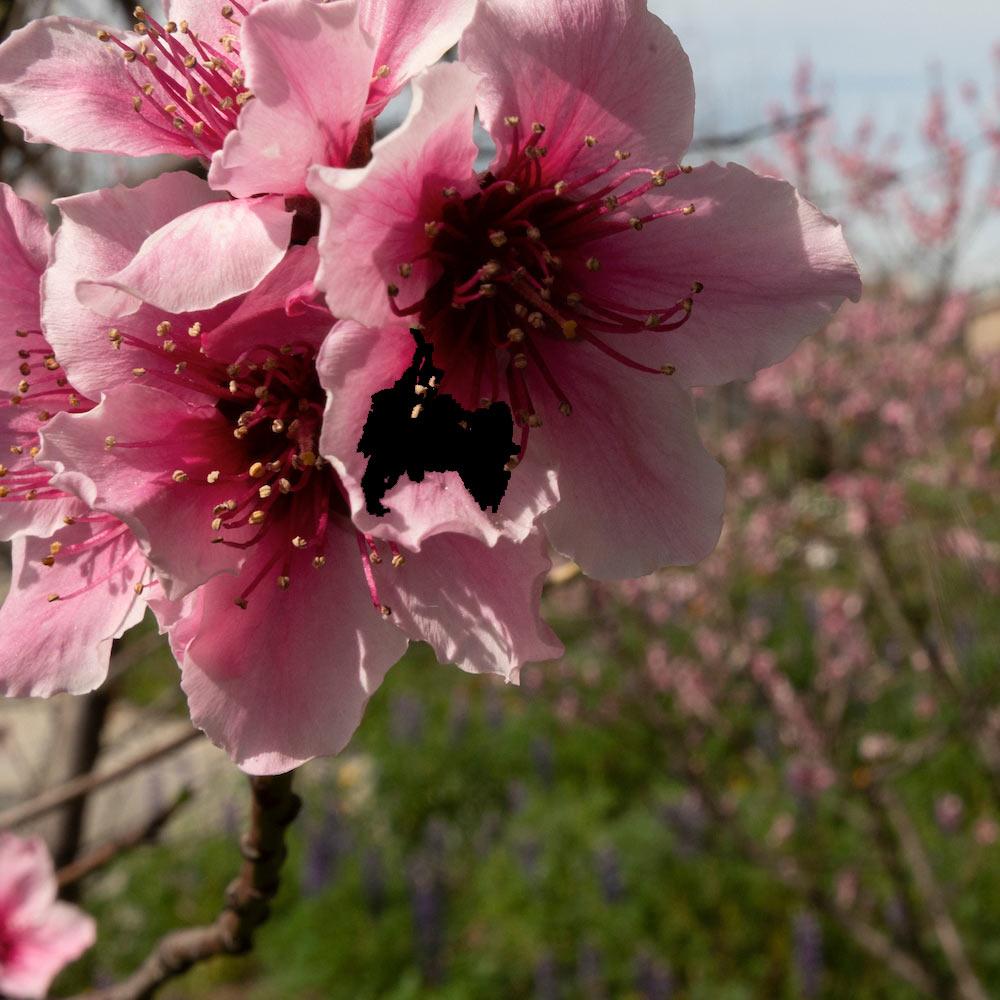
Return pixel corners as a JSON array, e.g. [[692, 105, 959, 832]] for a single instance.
[[96, 4, 253, 156], [106, 321, 409, 613], [388, 119, 704, 459]]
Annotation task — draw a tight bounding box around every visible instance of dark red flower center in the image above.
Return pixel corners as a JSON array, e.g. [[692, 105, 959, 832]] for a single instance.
[[387, 118, 704, 460]]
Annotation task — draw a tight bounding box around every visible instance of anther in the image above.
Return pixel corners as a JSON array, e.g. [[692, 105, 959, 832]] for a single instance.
[[584, 135, 598, 147], [489, 230, 508, 248], [559, 402, 573, 416], [508, 328, 525, 343], [513, 354, 528, 370], [424, 222, 441, 239], [660, 364, 677, 375], [312, 556, 326, 569], [292, 536, 308, 549], [504, 115, 521, 127], [562, 321, 579, 340], [399, 263, 413, 278], [683, 204, 696, 216], [553, 181, 568, 196], [692, 281, 705, 294], [104, 436, 117, 449], [248, 510, 266, 525], [586, 257, 601, 272], [47, 594, 60, 603], [249, 462, 266, 478], [207, 470, 221, 483], [277, 575, 291, 590], [187, 322, 202, 338], [172, 469, 189, 483]]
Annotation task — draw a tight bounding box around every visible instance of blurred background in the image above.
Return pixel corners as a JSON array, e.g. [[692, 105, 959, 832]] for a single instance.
[[1, 0, 999, 997]]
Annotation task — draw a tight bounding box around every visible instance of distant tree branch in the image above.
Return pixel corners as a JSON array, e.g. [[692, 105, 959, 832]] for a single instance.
[[691, 108, 827, 152], [56, 787, 192, 891], [0, 727, 200, 830]]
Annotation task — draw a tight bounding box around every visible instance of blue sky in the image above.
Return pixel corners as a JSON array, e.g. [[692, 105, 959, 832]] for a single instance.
[[651, 0, 1000, 285]]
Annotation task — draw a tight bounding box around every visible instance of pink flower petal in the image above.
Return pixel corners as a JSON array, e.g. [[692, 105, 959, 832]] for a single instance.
[[0, 17, 202, 158], [75, 196, 292, 318], [382, 530, 562, 679], [38, 384, 249, 600], [461, 0, 694, 177], [200, 242, 332, 358], [1, 900, 96, 1000], [360, 0, 476, 117], [0, 835, 56, 928], [209, 0, 373, 198], [317, 321, 559, 550], [572, 162, 863, 386], [529, 342, 725, 578], [0, 519, 145, 698], [309, 60, 481, 329], [164, 0, 264, 42], [170, 523, 409, 775], [0, 184, 49, 353], [44, 172, 230, 398]]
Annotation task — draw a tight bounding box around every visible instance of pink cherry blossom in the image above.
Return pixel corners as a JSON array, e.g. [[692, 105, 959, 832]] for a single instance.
[[0, 183, 147, 699], [308, 1, 862, 579], [0, 833, 96, 999], [38, 171, 562, 774], [0, 0, 473, 198]]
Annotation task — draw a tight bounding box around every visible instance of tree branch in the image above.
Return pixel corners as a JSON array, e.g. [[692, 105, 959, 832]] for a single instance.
[[71, 772, 301, 1000], [0, 727, 200, 830], [56, 788, 193, 891]]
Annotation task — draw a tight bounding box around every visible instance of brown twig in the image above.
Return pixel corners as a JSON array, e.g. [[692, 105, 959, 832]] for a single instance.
[[691, 107, 828, 151], [0, 727, 199, 831], [71, 772, 301, 1000], [56, 788, 193, 891]]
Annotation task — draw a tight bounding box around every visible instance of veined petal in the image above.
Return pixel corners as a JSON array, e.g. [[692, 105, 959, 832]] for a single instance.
[[309, 60, 481, 329], [0, 184, 50, 355], [0, 16, 203, 158], [574, 162, 863, 386], [44, 172, 230, 398], [75, 195, 292, 318], [360, 0, 476, 117], [461, 0, 695, 177], [0, 521, 146, 697], [209, 0, 374, 198], [382, 530, 562, 679], [530, 342, 725, 579], [171, 523, 408, 775]]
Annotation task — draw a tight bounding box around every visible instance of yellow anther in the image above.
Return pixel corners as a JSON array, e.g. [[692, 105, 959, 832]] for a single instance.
[[292, 536, 308, 549], [411, 404, 423, 420], [47, 593, 60, 603], [132, 367, 147, 377], [424, 221, 441, 239], [562, 321, 578, 340], [259, 485, 272, 499], [586, 257, 601, 272], [513, 354, 528, 370], [504, 115, 521, 127], [299, 451, 316, 467], [399, 262, 413, 278], [692, 281, 705, 294], [559, 401, 573, 416], [614, 149, 631, 161], [660, 364, 677, 375], [207, 470, 221, 484], [629, 217, 644, 231], [248, 510, 266, 525], [104, 436, 117, 449], [507, 328, 525, 343], [249, 462, 266, 478], [187, 322, 202, 338], [391, 553, 405, 568], [312, 556, 326, 569], [374, 64, 390, 79], [683, 204, 696, 216], [553, 181, 568, 196], [172, 469, 189, 483], [277, 576, 291, 590], [489, 230, 508, 248]]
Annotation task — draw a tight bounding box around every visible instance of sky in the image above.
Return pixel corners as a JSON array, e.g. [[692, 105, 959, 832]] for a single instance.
[[656, 0, 1000, 137], [651, 0, 1000, 286]]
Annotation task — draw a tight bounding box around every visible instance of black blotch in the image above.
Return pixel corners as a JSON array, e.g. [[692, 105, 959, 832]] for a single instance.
[[358, 330, 519, 517]]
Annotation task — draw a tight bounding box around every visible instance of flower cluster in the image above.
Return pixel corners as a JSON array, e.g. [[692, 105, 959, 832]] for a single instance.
[[0, 0, 859, 774]]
